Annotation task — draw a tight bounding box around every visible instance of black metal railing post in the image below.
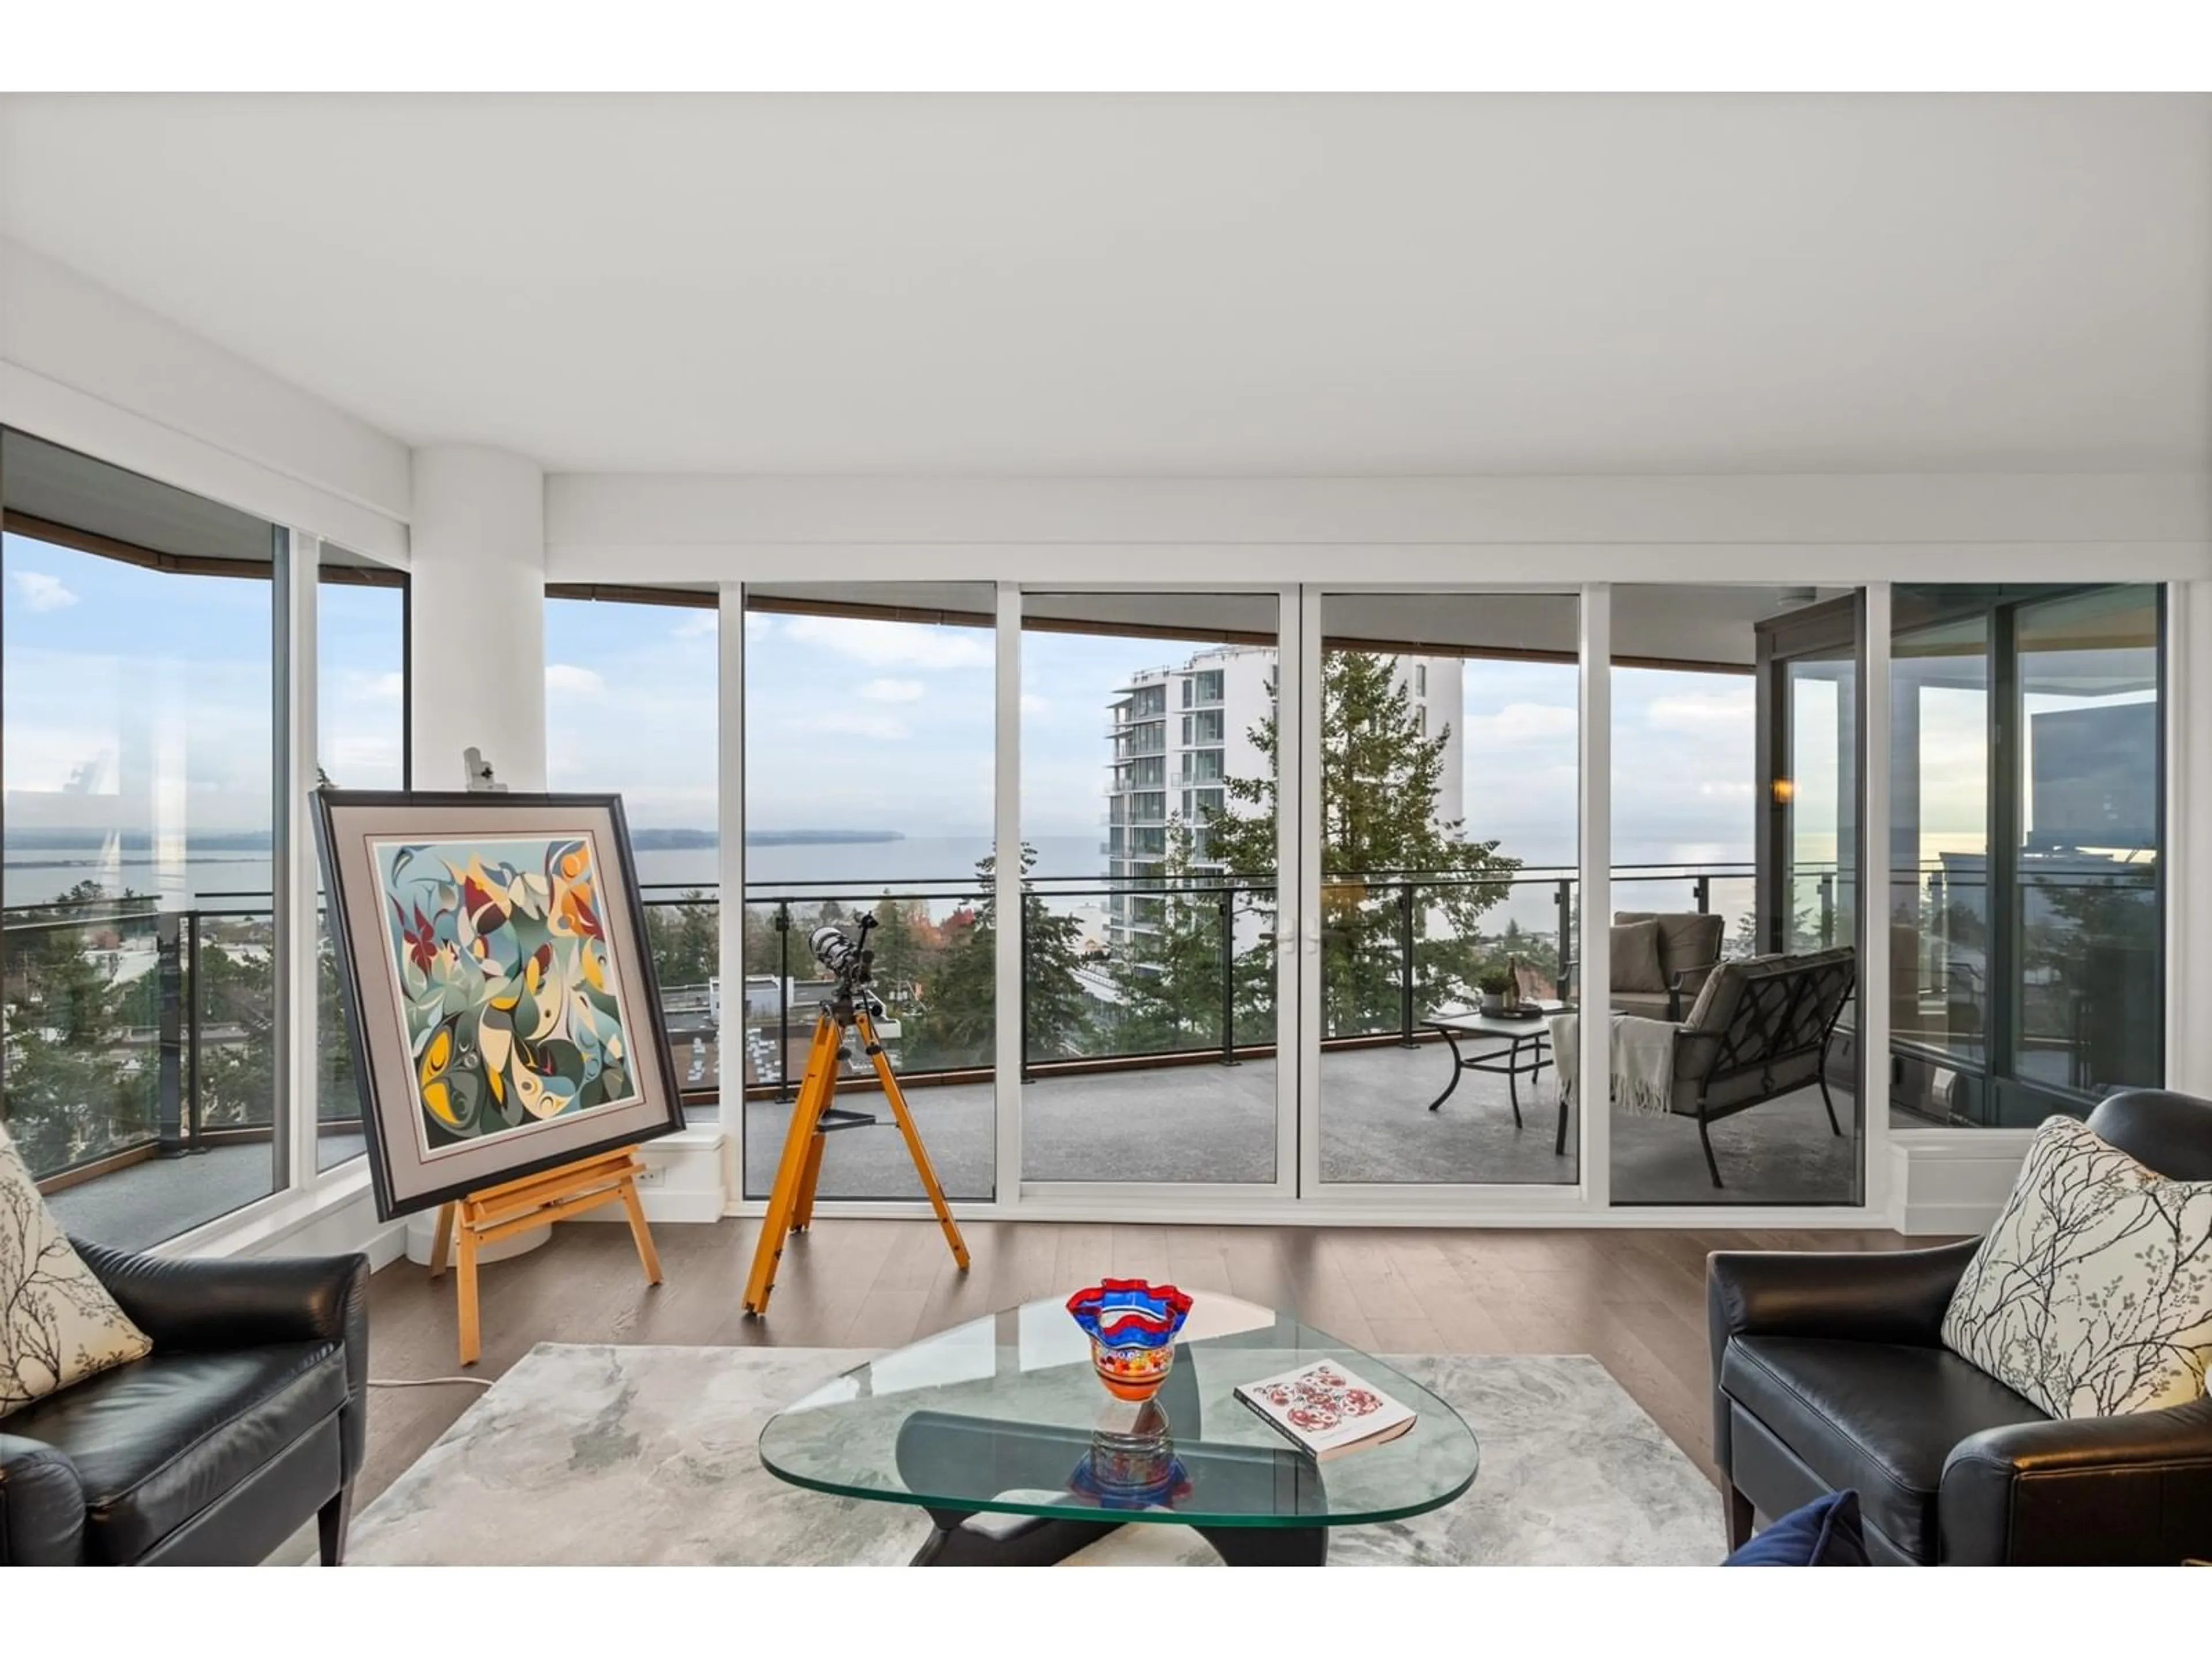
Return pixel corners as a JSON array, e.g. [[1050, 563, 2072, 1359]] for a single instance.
[[1218, 885, 1240, 1066], [184, 911, 203, 1151], [1397, 880, 1418, 1047], [1819, 873, 1835, 949], [774, 901, 792, 1103], [1020, 895, 1034, 1082], [1555, 878, 1573, 1001], [156, 912, 185, 1156], [1695, 874, 1711, 915]]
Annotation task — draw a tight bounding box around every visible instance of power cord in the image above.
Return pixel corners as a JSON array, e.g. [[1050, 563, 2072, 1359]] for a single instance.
[[368, 1376, 494, 1389]]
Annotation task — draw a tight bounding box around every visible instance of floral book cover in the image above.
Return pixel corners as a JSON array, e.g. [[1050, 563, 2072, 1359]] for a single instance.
[[1233, 1359, 1418, 1460]]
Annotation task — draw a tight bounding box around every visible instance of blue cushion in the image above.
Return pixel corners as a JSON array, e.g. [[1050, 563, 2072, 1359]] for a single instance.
[[1722, 1490, 1870, 1566]]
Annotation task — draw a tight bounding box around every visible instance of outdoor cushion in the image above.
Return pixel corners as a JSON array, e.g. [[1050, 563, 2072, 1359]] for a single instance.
[[1615, 910, 1724, 986], [1611, 919, 1666, 994]]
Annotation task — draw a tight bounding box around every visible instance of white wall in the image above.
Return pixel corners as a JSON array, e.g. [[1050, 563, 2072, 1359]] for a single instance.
[[0, 238, 410, 560], [545, 471, 2212, 581], [406, 444, 548, 790]]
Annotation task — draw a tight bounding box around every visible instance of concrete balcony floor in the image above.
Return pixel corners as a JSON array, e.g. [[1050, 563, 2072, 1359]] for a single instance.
[[741, 1041, 1863, 1207], [46, 1046, 1863, 1252]]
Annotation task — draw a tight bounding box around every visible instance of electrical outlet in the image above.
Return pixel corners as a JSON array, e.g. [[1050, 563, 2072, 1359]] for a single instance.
[[634, 1164, 665, 1187]]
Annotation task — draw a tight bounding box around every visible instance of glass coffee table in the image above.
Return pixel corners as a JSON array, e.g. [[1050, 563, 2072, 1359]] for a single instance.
[[758, 1290, 1478, 1566]]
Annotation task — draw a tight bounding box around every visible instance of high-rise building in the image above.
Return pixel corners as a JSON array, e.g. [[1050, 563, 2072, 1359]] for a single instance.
[[1103, 646, 1464, 947]]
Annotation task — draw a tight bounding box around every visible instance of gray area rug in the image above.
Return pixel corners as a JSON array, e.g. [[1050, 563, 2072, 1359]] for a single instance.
[[350, 1343, 1724, 1566]]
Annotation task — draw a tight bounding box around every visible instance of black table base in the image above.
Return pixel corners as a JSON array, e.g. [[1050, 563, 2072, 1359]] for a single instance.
[[915, 1509, 1328, 1567]]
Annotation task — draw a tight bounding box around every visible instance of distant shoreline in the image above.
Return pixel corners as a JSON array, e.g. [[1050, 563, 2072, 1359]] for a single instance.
[[3, 827, 910, 857]]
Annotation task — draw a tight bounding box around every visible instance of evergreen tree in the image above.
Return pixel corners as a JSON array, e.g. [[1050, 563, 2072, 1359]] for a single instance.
[[1, 882, 155, 1175], [1207, 650, 1520, 1035], [1106, 819, 1271, 1054], [640, 890, 718, 991], [865, 894, 931, 1010], [902, 844, 1093, 1070]]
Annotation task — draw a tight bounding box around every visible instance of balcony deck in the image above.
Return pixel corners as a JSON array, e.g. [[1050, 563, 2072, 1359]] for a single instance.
[[43, 1045, 1862, 1251], [739, 1041, 1862, 1206]]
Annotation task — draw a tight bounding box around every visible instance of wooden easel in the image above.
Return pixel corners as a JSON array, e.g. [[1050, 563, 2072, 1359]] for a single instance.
[[430, 1145, 664, 1364]]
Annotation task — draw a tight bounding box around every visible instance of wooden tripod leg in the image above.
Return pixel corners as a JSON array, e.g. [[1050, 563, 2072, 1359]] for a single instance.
[[454, 1217, 482, 1366], [429, 1200, 456, 1280], [793, 1130, 828, 1233], [618, 1168, 664, 1285], [742, 1015, 839, 1315], [861, 1012, 969, 1272]]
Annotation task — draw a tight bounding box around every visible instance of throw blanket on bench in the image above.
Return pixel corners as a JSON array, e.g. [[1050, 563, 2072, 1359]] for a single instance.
[[1547, 1012, 1677, 1115]]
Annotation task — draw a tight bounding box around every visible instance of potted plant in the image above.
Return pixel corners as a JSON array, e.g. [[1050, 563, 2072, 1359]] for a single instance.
[[1475, 965, 1517, 1016]]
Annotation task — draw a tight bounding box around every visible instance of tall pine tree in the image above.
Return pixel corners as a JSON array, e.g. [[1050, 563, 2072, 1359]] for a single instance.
[[901, 844, 1094, 1070], [1207, 650, 1519, 1035]]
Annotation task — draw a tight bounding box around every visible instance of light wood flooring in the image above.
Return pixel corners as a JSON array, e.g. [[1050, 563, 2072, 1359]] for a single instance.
[[357, 1215, 1923, 1510]]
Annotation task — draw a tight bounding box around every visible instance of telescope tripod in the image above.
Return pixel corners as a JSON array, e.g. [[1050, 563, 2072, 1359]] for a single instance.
[[741, 992, 969, 1315]]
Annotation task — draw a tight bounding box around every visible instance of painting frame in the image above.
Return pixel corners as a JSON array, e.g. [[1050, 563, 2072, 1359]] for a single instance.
[[314, 789, 686, 1222]]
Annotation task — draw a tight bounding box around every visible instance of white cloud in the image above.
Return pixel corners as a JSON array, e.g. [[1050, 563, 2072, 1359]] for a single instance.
[[1463, 702, 1578, 745], [544, 663, 607, 697], [857, 677, 925, 704], [1021, 693, 1050, 717], [672, 611, 718, 639], [10, 570, 80, 613], [802, 710, 910, 741], [782, 613, 993, 670], [744, 612, 772, 642], [340, 670, 406, 704], [1642, 687, 1754, 730]]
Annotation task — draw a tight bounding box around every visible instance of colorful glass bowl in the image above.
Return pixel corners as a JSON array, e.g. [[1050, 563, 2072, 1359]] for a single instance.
[[1066, 1279, 1194, 1401]]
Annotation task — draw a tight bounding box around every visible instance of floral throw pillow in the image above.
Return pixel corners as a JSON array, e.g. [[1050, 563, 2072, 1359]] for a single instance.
[[1942, 1116, 2212, 1419], [1, 1126, 153, 1416]]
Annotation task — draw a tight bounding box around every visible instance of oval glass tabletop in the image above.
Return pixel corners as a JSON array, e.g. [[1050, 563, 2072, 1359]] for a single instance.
[[757, 1291, 1478, 1533]]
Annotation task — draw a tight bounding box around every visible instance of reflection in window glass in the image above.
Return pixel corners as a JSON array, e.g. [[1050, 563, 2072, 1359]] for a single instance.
[[3, 431, 279, 1247], [542, 593, 721, 1119], [316, 563, 407, 1168], [2013, 586, 2161, 1102]]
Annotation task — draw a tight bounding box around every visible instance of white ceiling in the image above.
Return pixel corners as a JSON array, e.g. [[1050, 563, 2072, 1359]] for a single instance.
[[3, 93, 2208, 477]]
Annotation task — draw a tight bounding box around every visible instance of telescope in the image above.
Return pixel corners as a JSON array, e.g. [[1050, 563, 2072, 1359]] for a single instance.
[[809, 912, 876, 988]]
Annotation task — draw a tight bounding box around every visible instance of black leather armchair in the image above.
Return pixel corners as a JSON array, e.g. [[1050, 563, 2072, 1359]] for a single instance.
[[1707, 1088, 2212, 1565], [0, 1241, 369, 1566]]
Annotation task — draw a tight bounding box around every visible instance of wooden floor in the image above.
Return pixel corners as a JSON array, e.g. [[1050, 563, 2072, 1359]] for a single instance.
[[358, 1215, 1921, 1510]]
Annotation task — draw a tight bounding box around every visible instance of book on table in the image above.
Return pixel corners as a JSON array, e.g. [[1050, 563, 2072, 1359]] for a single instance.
[[1233, 1359, 1418, 1460]]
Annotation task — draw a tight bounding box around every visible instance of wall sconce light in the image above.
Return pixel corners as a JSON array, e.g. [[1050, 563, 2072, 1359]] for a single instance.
[[1771, 778, 1796, 807]]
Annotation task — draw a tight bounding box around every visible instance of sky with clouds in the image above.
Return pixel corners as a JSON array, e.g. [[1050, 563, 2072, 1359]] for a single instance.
[[4, 537, 2000, 885]]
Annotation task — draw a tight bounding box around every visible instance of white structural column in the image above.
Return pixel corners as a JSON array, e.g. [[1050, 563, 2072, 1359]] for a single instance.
[[1578, 585, 1612, 1205], [399, 445, 551, 1263], [279, 530, 319, 1193], [2171, 582, 2212, 1097], [719, 584, 748, 1189], [1859, 585, 1893, 1216], [994, 583, 1024, 1195], [407, 444, 548, 789]]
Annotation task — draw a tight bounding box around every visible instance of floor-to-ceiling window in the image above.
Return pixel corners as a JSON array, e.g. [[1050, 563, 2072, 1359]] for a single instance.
[[1312, 593, 1581, 1187], [1597, 585, 1865, 1207], [740, 585, 998, 1204], [1018, 593, 1283, 1187], [3, 431, 283, 1247], [315, 548, 408, 1168], [543, 586, 721, 1120], [1889, 584, 2164, 1127]]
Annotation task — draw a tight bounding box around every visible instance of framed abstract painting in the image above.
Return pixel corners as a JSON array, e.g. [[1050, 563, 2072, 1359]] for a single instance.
[[314, 790, 685, 1221]]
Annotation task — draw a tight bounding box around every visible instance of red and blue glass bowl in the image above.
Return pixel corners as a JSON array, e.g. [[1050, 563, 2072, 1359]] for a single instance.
[[1066, 1279, 1195, 1401]]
